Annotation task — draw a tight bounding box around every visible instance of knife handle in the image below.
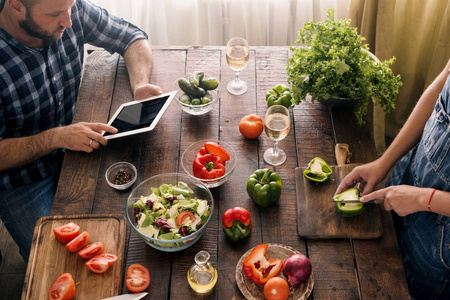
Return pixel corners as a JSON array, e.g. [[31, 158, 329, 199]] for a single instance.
[[335, 143, 352, 166]]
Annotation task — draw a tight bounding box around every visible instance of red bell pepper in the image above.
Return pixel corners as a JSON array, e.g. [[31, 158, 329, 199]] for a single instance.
[[243, 244, 283, 284], [204, 142, 230, 161], [222, 207, 252, 242], [193, 147, 226, 179]]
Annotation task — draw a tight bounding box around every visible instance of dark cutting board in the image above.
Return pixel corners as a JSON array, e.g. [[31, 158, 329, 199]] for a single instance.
[[296, 165, 383, 239], [21, 214, 126, 300]]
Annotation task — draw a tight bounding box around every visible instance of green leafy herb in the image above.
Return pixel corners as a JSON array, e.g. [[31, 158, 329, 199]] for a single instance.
[[287, 9, 402, 124]]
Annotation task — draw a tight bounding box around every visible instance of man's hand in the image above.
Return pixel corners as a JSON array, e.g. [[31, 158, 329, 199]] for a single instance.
[[55, 122, 118, 152], [134, 83, 163, 100]]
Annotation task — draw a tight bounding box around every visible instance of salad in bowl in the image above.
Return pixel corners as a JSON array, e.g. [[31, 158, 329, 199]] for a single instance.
[[126, 173, 214, 252]]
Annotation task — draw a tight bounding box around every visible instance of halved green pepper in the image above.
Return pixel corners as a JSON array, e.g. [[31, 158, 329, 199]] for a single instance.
[[246, 169, 282, 207], [334, 188, 364, 217], [303, 157, 333, 182], [266, 84, 293, 109]]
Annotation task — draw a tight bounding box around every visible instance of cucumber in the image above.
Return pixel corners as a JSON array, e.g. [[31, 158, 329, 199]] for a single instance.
[[178, 78, 206, 97], [201, 91, 213, 104], [199, 78, 219, 90], [189, 71, 204, 87], [179, 93, 191, 104], [191, 98, 201, 105]]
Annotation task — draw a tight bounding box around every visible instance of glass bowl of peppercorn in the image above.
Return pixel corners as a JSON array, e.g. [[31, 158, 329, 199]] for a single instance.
[[105, 162, 137, 190]]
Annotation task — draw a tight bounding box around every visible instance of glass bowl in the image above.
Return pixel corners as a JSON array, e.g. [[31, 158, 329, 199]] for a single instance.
[[105, 162, 137, 190], [181, 139, 236, 188], [126, 173, 214, 252], [173, 74, 220, 115]]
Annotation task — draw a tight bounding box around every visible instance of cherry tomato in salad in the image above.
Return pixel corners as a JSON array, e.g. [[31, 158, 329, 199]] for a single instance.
[[53, 222, 80, 244], [126, 264, 150, 293], [65, 231, 89, 253], [47, 273, 76, 300], [204, 142, 230, 161], [263, 277, 290, 300], [78, 241, 104, 259], [239, 114, 264, 139], [175, 211, 196, 226]]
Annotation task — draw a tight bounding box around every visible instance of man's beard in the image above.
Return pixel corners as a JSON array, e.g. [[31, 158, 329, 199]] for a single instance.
[[19, 9, 64, 43]]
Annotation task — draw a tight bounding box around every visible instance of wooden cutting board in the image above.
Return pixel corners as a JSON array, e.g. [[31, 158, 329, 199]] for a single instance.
[[21, 214, 126, 300], [296, 145, 383, 239]]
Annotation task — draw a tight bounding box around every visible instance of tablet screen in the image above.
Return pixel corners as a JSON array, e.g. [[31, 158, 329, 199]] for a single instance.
[[104, 92, 175, 139]]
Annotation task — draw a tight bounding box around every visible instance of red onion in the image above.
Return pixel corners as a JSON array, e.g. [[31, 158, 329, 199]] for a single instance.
[[282, 254, 312, 285]]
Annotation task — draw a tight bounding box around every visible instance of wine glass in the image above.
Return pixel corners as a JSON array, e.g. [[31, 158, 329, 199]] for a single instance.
[[226, 37, 249, 95], [263, 105, 291, 166]]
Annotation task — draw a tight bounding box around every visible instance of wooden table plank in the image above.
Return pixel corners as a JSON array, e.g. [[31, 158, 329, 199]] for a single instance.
[[53, 51, 119, 215], [331, 106, 409, 298]]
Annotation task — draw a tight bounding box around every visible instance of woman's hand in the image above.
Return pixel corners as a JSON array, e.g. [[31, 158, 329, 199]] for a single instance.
[[336, 158, 390, 196], [361, 185, 430, 216]]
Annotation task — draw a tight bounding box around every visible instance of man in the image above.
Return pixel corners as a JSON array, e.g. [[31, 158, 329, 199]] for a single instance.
[[337, 59, 450, 299], [0, 0, 162, 262]]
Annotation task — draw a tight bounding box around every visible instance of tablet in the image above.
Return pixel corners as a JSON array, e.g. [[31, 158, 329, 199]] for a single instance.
[[103, 91, 176, 140]]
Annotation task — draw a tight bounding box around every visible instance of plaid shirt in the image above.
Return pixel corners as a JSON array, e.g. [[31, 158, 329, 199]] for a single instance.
[[0, 0, 147, 190]]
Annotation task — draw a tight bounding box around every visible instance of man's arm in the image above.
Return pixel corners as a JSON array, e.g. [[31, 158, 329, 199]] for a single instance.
[[0, 122, 117, 171], [123, 39, 162, 100]]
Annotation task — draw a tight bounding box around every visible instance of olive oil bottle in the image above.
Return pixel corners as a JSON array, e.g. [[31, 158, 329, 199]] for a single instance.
[[187, 250, 218, 294]]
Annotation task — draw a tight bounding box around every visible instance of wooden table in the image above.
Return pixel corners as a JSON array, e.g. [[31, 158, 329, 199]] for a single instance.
[[50, 46, 409, 299]]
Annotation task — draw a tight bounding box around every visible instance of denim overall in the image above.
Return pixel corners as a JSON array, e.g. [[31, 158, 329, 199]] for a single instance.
[[387, 73, 450, 299]]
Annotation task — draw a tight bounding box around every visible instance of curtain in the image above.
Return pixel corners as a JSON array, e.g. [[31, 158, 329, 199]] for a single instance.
[[90, 0, 350, 46], [349, 0, 450, 153]]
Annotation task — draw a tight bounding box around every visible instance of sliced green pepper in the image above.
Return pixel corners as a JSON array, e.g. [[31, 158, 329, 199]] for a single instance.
[[266, 84, 293, 109], [303, 157, 333, 182], [246, 169, 282, 207], [334, 188, 364, 217]]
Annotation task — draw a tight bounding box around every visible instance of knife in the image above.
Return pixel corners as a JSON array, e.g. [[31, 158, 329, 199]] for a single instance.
[[101, 292, 147, 300], [329, 198, 384, 204]]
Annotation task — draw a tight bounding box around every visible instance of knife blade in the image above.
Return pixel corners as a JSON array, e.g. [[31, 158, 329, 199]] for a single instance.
[[329, 198, 384, 204], [101, 292, 147, 300]]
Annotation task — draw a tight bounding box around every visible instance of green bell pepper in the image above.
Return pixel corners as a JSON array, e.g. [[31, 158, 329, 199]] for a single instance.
[[303, 157, 333, 182], [334, 188, 365, 217], [266, 84, 293, 108], [246, 169, 282, 207]]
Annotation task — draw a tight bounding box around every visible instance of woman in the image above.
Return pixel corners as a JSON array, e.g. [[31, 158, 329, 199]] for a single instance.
[[336, 59, 450, 299]]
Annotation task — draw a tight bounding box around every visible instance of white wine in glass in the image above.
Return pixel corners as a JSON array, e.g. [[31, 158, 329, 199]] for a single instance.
[[226, 37, 249, 95], [264, 105, 290, 166]]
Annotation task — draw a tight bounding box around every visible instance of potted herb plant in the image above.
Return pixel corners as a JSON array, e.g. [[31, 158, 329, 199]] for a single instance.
[[287, 9, 402, 125]]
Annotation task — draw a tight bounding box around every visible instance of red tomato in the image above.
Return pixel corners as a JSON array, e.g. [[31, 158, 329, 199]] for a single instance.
[[204, 142, 230, 161], [263, 277, 290, 300], [53, 222, 80, 244], [78, 242, 104, 259], [96, 253, 118, 266], [239, 114, 264, 139], [175, 211, 196, 226], [86, 257, 110, 274], [126, 264, 150, 293], [65, 231, 89, 252], [47, 273, 76, 300]]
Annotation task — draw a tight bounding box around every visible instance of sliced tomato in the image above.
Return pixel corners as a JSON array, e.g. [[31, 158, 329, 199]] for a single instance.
[[96, 253, 118, 266], [53, 222, 80, 244], [204, 142, 230, 161], [78, 241, 104, 259], [65, 231, 89, 253], [86, 257, 110, 274], [126, 264, 150, 293], [175, 211, 196, 226], [47, 273, 76, 300]]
